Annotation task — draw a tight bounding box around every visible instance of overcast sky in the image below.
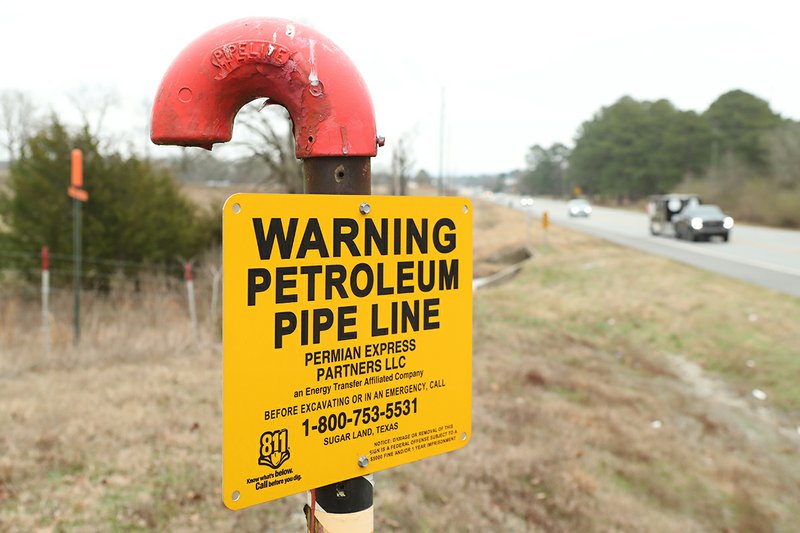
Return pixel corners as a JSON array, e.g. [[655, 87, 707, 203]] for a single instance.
[[2, 0, 799, 176]]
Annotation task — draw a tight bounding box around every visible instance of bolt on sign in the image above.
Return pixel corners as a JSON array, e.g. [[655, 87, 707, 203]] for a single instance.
[[223, 194, 472, 510]]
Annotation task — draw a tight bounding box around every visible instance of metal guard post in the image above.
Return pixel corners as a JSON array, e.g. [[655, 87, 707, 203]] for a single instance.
[[150, 16, 379, 533]]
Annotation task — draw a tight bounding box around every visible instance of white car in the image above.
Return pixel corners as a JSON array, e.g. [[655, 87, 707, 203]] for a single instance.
[[567, 198, 592, 217]]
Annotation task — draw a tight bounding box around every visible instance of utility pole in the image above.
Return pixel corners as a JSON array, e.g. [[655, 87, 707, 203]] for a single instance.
[[438, 86, 445, 196]]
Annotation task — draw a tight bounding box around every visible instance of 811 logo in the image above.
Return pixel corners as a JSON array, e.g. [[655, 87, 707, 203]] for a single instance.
[[259, 428, 290, 469]]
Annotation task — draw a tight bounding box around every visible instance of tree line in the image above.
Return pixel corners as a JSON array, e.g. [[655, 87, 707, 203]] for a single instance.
[[0, 92, 421, 287], [3, 86, 798, 272], [520, 90, 800, 226], [0, 118, 221, 288]]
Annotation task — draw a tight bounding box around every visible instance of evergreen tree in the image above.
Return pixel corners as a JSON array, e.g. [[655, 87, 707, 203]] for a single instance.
[[569, 96, 712, 201], [0, 117, 215, 287], [704, 89, 783, 168], [522, 143, 570, 196]]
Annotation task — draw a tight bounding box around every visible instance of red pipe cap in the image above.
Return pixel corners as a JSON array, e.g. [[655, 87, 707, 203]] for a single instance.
[[151, 17, 377, 158]]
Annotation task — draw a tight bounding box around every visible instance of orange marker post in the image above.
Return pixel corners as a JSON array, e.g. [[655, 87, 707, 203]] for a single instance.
[[71, 149, 83, 187], [542, 211, 549, 246], [68, 149, 88, 202], [69, 149, 86, 344]]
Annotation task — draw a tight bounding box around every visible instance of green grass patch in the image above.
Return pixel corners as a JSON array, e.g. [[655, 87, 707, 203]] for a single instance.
[[549, 385, 590, 404], [517, 234, 800, 415]]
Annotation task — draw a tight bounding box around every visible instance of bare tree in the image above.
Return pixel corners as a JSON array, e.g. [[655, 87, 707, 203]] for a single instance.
[[234, 101, 304, 193], [391, 137, 415, 196], [67, 85, 121, 138], [766, 123, 800, 188], [0, 89, 38, 162]]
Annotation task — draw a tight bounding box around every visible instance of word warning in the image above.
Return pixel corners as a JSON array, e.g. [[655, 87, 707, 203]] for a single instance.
[[222, 194, 472, 510]]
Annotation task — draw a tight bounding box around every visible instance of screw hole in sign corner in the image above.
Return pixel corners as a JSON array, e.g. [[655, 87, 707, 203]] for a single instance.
[[232, 203, 241, 214], [462, 204, 469, 214], [232, 490, 240, 502], [461, 432, 467, 441], [334, 164, 346, 183]]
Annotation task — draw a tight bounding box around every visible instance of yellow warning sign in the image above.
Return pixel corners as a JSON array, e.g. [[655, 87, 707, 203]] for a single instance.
[[222, 194, 473, 510]]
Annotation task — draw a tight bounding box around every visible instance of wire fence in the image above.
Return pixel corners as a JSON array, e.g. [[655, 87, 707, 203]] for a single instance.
[[0, 247, 222, 361], [0, 248, 219, 279]]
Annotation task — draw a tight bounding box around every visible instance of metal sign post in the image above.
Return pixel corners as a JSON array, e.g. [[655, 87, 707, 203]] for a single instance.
[[151, 19, 381, 530], [303, 156, 374, 532], [151, 17, 472, 533], [67, 149, 88, 344], [72, 194, 81, 343]]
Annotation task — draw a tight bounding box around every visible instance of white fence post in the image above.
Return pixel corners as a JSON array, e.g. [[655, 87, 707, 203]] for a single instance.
[[41, 246, 50, 354], [184, 262, 198, 334], [210, 265, 221, 335]]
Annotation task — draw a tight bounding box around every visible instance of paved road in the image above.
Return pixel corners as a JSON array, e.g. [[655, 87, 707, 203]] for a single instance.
[[496, 195, 800, 298]]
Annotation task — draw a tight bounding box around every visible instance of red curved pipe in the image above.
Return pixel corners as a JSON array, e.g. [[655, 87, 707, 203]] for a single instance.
[[151, 17, 377, 158]]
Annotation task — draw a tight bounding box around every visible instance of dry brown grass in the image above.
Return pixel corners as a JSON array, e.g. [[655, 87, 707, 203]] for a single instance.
[[375, 202, 800, 532], [0, 276, 308, 532], [2, 196, 800, 532], [471, 200, 530, 279]]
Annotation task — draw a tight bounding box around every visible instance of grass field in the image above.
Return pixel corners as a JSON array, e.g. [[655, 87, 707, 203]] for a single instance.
[[1, 197, 799, 532]]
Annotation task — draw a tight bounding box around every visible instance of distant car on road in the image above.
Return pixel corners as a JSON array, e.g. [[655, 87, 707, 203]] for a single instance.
[[673, 204, 734, 242], [567, 198, 592, 217], [520, 196, 534, 207]]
